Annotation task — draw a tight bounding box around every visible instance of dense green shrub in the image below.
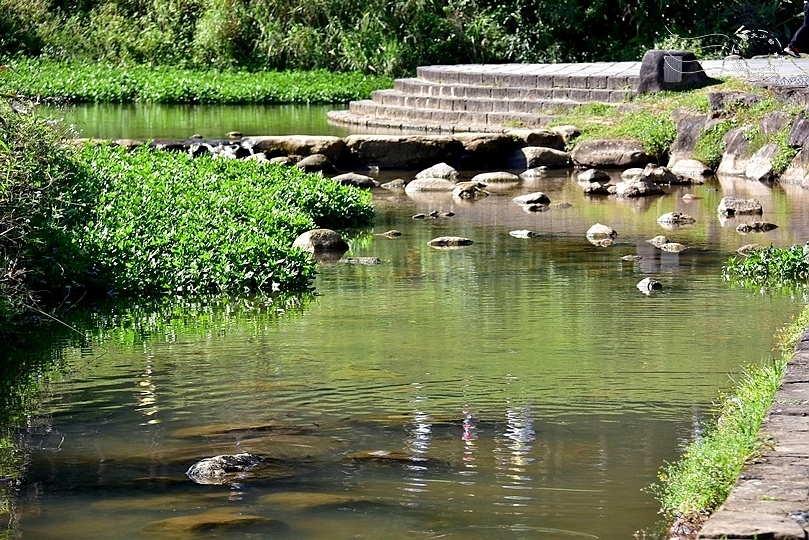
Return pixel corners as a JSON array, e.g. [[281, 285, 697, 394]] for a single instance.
[[0, 58, 392, 104], [1, 0, 798, 75], [0, 97, 84, 329], [70, 145, 374, 295]]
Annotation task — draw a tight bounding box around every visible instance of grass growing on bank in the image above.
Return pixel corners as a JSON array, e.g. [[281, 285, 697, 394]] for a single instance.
[[0, 58, 393, 104], [549, 78, 795, 164], [650, 305, 809, 534]]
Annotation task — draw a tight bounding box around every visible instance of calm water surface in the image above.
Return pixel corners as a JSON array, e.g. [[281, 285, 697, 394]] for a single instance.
[[10, 170, 808, 539], [47, 103, 353, 140]]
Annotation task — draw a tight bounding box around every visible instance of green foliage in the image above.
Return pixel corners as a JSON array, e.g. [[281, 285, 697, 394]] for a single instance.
[[553, 105, 676, 158], [0, 97, 83, 330], [771, 127, 798, 174], [70, 145, 374, 295], [0, 58, 393, 104], [723, 243, 809, 291], [0, 0, 799, 75]]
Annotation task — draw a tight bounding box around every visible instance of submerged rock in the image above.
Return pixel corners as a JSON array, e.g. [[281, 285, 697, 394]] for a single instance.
[[331, 172, 378, 188], [259, 492, 379, 511], [428, 236, 474, 248], [471, 171, 520, 184], [453, 181, 489, 200], [376, 230, 402, 238], [622, 255, 642, 262], [345, 450, 426, 463], [660, 242, 688, 253], [404, 178, 455, 194], [736, 222, 778, 234], [381, 178, 407, 189], [737, 243, 766, 256], [143, 512, 287, 536], [340, 257, 382, 265], [186, 453, 264, 485], [657, 212, 696, 228]]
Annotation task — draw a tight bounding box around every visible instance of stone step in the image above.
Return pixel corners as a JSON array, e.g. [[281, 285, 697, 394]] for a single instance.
[[415, 66, 639, 91], [391, 79, 632, 103], [370, 89, 582, 115], [339, 100, 558, 131]]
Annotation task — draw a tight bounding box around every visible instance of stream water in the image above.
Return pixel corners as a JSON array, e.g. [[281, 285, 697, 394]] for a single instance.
[[7, 160, 806, 538]]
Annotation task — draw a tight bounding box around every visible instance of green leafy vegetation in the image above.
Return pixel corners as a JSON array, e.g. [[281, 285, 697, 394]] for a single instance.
[[69, 144, 373, 295], [694, 120, 734, 170], [0, 0, 798, 76], [0, 58, 392, 104], [0, 99, 374, 331], [650, 305, 809, 536], [724, 244, 809, 291]]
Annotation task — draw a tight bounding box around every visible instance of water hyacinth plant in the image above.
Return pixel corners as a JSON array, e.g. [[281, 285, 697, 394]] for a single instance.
[[723, 243, 809, 290], [68, 144, 374, 295]]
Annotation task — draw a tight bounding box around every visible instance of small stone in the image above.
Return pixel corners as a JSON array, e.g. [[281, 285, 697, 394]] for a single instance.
[[660, 242, 688, 253], [340, 257, 382, 265], [717, 197, 763, 216], [554, 202, 573, 209], [381, 179, 408, 189], [622, 255, 642, 262], [226, 131, 243, 139], [586, 223, 618, 240], [377, 230, 402, 238], [647, 235, 670, 248], [577, 169, 611, 183], [682, 193, 700, 202], [428, 210, 440, 218], [415, 162, 459, 181], [509, 230, 538, 239], [471, 171, 520, 184], [412, 214, 427, 220], [523, 203, 550, 212], [442, 211, 456, 217], [292, 229, 348, 253], [657, 212, 696, 226]]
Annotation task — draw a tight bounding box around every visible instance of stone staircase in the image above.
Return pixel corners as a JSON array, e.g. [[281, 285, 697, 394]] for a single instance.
[[328, 63, 641, 133]]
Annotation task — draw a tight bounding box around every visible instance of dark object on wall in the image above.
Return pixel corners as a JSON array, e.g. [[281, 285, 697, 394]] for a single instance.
[[637, 50, 718, 95]]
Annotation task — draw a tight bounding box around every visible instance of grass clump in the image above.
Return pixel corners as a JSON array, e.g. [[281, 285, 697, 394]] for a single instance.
[[650, 306, 809, 535], [693, 120, 734, 170], [70, 144, 373, 295], [0, 58, 393, 104]]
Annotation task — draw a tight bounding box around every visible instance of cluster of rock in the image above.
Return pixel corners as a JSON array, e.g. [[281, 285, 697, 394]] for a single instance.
[[580, 163, 700, 198]]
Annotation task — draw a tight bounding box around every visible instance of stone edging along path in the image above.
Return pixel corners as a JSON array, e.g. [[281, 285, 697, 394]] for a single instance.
[[698, 329, 809, 540]]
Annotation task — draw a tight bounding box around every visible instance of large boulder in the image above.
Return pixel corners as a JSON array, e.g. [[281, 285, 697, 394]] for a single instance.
[[416, 162, 459, 181], [717, 127, 751, 176], [637, 50, 715, 94], [144, 513, 287, 536], [453, 133, 522, 169], [506, 129, 566, 150], [512, 191, 551, 205], [292, 229, 349, 253], [667, 114, 710, 167], [242, 136, 349, 164], [745, 143, 779, 182], [780, 147, 809, 186], [296, 153, 335, 173], [344, 135, 464, 169], [614, 177, 665, 197], [404, 178, 456, 194], [717, 197, 763, 216], [670, 158, 712, 179], [331, 172, 378, 188], [571, 139, 655, 168], [506, 146, 570, 169]]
